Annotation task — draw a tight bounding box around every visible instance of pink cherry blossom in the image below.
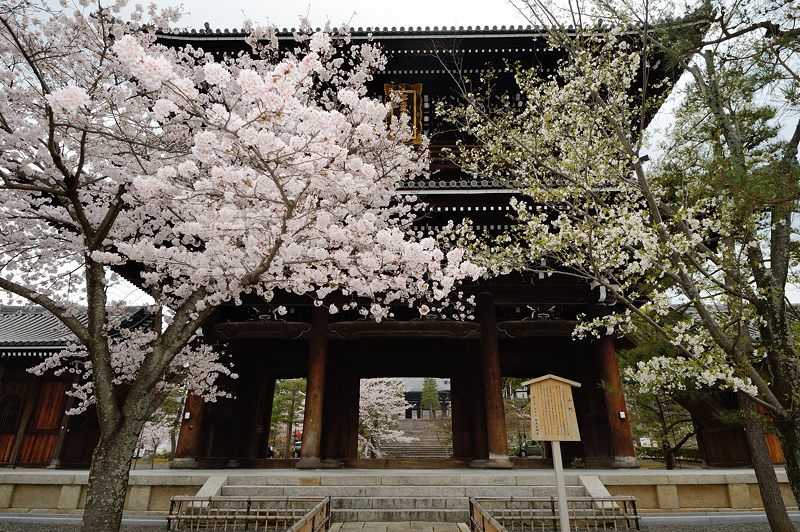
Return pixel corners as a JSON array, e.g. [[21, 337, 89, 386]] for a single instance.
[[45, 86, 90, 116]]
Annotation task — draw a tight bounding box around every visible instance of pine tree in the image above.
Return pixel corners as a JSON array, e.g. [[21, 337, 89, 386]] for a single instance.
[[420, 378, 440, 418]]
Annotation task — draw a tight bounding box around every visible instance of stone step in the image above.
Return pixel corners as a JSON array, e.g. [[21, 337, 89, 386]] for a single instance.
[[330, 497, 463, 510], [382, 452, 453, 458], [221, 485, 586, 498], [381, 441, 450, 449], [331, 509, 470, 523], [225, 475, 582, 487]]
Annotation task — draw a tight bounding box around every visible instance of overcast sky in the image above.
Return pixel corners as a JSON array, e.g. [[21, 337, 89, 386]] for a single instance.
[[154, 0, 528, 30]]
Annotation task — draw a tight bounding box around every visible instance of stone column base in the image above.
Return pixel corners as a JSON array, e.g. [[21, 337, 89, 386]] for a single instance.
[[170, 457, 199, 469], [296, 457, 323, 469], [584, 455, 640, 469], [469, 457, 513, 469], [610, 456, 640, 468]]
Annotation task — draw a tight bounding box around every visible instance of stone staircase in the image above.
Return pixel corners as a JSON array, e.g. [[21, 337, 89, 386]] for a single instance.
[[221, 472, 588, 522], [379, 419, 452, 459]]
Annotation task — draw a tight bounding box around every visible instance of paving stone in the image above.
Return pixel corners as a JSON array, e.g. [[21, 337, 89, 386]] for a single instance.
[[431, 524, 460, 532]]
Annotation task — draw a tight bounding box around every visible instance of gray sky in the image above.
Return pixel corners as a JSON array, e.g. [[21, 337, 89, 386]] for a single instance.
[[164, 0, 527, 30]]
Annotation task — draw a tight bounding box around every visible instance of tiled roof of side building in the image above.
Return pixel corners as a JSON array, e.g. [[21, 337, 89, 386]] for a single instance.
[[0, 306, 152, 357], [0, 306, 82, 347], [402, 377, 451, 393]]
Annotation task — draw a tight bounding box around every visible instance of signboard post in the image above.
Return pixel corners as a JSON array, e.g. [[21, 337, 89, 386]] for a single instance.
[[521, 375, 582, 532]]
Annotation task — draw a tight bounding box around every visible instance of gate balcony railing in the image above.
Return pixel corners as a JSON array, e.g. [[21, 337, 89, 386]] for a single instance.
[[469, 496, 640, 531], [167, 495, 330, 531]]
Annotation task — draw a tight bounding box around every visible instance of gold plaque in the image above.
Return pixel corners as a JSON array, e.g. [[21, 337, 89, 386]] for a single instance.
[[384, 83, 423, 144]]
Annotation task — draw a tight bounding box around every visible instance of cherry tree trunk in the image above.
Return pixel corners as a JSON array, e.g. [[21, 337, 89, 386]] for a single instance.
[[738, 394, 794, 532], [775, 416, 800, 508], [662, 442, 675, 470], [81, 423, 142, 532]]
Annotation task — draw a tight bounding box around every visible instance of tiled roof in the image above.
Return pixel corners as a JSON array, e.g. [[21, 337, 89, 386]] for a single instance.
[[0, 307, 81, 347], [403, 377, 451, 393], [156, 23, 642, 39], [0, 306, 151, 358], [401, 178, 506, 190]]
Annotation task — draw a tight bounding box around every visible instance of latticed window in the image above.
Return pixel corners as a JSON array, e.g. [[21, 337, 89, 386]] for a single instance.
[[0, 394, 21, 432], [384, 83, 423, 144]]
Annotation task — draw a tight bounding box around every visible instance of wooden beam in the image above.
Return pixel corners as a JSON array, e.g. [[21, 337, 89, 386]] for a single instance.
[[328, 321, 479, 339], [496, 320, 578, 337], [216, 318, 584, 340], [463, 283, 599, 305], [216, 321, 311, 339]]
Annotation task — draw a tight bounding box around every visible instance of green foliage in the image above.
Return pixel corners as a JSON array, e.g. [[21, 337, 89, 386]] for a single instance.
[[420, 377, 440, 415], [270, 379, 306, 426], [270, 379, 306, 456]]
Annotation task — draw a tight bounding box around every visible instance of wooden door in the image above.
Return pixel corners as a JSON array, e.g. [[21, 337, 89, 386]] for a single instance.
[[17, 381, 69, 466]]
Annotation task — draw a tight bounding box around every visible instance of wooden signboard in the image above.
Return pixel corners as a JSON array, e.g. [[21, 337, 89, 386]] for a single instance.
[[521, 374, 582, 532], [522, 375, 581, 442]]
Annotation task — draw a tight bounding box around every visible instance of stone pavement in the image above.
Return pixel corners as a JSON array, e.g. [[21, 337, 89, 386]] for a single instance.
[[331, 523, 470, 532]]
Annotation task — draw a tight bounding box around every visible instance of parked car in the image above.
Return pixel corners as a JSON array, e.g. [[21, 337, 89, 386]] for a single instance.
[[513, 440, 544, 458]]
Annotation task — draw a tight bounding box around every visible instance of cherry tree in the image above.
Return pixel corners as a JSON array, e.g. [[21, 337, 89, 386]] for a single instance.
[[135, 419, 170, 468], [0, 2, 481, 531], [358, 378, 415, 457], [447, 1, 799, 529]]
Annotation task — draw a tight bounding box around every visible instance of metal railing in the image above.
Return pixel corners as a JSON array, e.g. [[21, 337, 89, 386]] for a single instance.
[[470, 496, 640, 531], [167, 495, 330, 531]]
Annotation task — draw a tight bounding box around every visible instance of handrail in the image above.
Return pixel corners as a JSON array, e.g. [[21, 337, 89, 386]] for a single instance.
[[167, 495, 330, 531], [469, 495, 640, 531]]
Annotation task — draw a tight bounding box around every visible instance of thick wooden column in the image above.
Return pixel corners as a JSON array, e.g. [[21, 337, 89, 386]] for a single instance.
[[243, 365, 276, 461], [477, 293, 511, 468], [298, 307, 328, 468], [322, 365, 359, 460], [468, 353, 489, 460], [597, 335, 638, 468], [172, 394, 205, 468], [449, 368, 472, 459]]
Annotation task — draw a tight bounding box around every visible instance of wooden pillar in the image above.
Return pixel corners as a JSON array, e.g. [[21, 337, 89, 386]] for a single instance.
[[450, 368, 473, 459], [468, 347, 489, 460], [172, 394, 205, 468], [243, 366, 275, 461], [322, 365, 359, 461], [298, 306, 328, 468], [477, 292, 511, 468], [597, 335, 638, 468]]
